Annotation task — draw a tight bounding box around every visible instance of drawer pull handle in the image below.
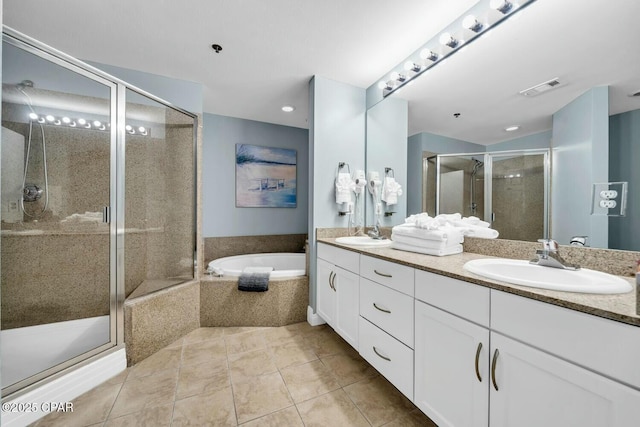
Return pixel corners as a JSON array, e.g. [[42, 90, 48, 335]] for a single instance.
[[374, 269, 392, 278], [475, 342, 483, 382], [491, 348, 499, 391], [373, 303, 391, 314], [329, 271, 335, 291], [373, 346, 391, 362], [330, 271, 337, 291]]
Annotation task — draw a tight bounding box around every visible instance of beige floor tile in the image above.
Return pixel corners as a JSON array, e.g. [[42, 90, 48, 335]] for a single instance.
[[165, 336, 185, 349], [296, 389, 370, 427], [232, 372, 294, 424], [345, 376, 415, 426], [225, 329, 267, 355], [224, 326, 267, 336], [240, 406, 304, 427], [280, 360, 341, 403], [105, 368, 130, 385], [228, 348, 278, 383], [308, 329, 354, 358], [320, 351, 379, 387], [128, 346, 182, 379], [181, 337, 227, 366], [183, 327, 225, 344], [109, 368, 178, 419], [32, 381, 123, 427], [104, 403, 173, 427], [381, 409, 438, 427], [172, 387, 237, 426], [269, 339, 318, 369], [176, 357, 230, 400]]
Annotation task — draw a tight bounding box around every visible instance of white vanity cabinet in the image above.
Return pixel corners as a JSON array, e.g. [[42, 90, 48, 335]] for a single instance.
[[316, 243, 360, 348], [414, 271, 491, 427]]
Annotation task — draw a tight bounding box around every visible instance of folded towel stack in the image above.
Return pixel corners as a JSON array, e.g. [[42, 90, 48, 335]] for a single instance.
[[335, 172, 354, 204], [238, 266, 273, 292], [381, 177, 403, 206], [391, 222, 463, 256], [391, 212, 499, 256]]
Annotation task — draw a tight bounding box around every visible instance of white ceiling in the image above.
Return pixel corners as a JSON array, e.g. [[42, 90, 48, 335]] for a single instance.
[[4, 0, 640, 145]]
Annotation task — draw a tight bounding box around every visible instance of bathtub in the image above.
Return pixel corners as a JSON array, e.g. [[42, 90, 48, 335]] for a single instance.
[[208, 252, 306, 278]]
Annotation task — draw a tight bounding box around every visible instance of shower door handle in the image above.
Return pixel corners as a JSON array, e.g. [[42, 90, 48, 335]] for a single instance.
[[103, 206, 111, 224]]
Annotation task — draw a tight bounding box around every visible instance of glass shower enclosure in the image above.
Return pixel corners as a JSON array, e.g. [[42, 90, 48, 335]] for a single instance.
[[1, 28, 197, 397], [427, 149, 550, 242]]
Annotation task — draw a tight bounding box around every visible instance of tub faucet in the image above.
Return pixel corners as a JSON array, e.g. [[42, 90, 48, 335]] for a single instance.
[[530, 239, 580, 270]]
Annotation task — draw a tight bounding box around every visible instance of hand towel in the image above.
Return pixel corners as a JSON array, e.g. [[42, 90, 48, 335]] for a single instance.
[[381, 177, 403, 206], [392, 241, 463, 257], [238, 266, 273, 292], [335, 172, 354, 204], [459, 225, 499, 239]]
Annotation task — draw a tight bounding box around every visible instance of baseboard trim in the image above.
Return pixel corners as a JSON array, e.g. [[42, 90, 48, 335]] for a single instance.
[[307, 305, 326, 326]]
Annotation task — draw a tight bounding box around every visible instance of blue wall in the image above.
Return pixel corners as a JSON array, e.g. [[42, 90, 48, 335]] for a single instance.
[[609, 109, 640, 251], [486, 130, 551, 152], [552, 87, 609, 247], [202, 113, 309, 237]]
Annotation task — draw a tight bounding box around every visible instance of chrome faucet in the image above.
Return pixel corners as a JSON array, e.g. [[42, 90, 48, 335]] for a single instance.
[[530, 239, 580, 270]]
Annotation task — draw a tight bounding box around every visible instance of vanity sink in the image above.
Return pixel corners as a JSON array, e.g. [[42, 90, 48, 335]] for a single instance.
[[463, 258, 632, 294], [335, 236, 393, 247]]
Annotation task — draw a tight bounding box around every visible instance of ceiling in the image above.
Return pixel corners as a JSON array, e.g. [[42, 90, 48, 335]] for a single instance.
[[4, 0, 640, 145], [2, 0, 477, 129]]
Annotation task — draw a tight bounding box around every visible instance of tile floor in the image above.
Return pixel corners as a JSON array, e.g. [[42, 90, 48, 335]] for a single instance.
[[32, 322, 437, 427]]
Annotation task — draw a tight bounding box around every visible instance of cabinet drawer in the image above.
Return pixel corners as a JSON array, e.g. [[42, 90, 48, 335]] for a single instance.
[[360, 255, 414, 296], [317, 242, 359, 273], [491, 290, 640, 389], [359, 317, 414, 400], [415, 270, 490, 327], [360, 278, 414, 348]]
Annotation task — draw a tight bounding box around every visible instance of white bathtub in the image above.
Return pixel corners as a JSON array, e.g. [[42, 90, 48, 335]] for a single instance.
[[208, 252, 306, 278]]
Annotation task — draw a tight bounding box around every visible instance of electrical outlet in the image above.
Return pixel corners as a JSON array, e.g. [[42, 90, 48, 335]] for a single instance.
[[8, 201, 18, 212], [599, 200, 617, 209], [600, 190, 618, 199]]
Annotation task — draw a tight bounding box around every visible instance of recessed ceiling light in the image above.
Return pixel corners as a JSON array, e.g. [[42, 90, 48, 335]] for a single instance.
[[505, 125, 520, 132], [282, 105, 295, 113]]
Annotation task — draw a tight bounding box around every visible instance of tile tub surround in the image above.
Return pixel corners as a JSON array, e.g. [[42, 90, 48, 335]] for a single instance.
[[200, 276, 309, 327], [124, 280, 200, 366], [319, 238, 640, 327], [203, 234, 307, 271], [31, 323, 436, 427]]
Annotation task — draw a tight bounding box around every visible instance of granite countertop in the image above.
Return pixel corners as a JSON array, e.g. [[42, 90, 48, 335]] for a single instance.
[[318, 238, 640, 327]]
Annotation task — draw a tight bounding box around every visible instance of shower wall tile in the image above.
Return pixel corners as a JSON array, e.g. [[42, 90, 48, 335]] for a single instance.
[[200, 277, 308, 327], [124, 280, 200, 365], [203, 234, 307, 266]]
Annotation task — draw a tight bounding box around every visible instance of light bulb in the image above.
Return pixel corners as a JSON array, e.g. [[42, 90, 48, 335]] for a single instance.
[[138, 126, 146, 133], [93, 120, 102, 127], [281, 105, 295, 112], [377, 81, 388, 90], [53, 119, 61, 125], [490, 0, 513, 14], [62, 117, 71, 124], [125, 125, 132, 131], [46, 115, 55, 122], [463, 15, 483, 32], [505, 125, 520, 132], [78, 118, 86, 125], [439, 32, 458, 48], [420, 49, 438, 62], [404, 61, 421, 73], [29, 112, 38, 120]]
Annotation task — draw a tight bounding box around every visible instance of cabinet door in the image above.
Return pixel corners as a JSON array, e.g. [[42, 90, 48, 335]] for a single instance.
[[490, 332, 640, 427], [334, 265, 359, 349], [415, 301, 489, 427], [316, 258, 336, 327]]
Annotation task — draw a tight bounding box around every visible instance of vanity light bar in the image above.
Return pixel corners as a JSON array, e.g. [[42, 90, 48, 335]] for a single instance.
[[29, 113, 150, 136], [379, 0, 537, 97]]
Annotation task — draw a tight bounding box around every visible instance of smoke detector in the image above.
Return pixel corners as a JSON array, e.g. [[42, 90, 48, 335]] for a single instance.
[[519, 78, 564, 97]]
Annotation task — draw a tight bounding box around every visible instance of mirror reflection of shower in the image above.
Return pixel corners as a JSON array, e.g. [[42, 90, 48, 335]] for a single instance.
[[15, 79, 50, 218]]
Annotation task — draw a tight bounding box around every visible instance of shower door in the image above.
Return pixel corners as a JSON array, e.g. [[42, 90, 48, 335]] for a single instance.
[[1, 34, 118, 395]]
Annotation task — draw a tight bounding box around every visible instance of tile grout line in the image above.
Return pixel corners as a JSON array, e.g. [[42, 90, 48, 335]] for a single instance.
[[167, 338, 187, 427]]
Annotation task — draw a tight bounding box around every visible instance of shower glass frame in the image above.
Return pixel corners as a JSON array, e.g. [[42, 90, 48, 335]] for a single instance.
[[1, 26, 198, 398], [434, 148, 550, 239]]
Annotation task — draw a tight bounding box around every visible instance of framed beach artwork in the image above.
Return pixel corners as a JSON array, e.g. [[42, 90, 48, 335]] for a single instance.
[[235, 144, 297, 208]]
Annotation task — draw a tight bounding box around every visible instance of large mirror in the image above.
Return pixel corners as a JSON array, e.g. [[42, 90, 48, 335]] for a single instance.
[[367, 0, 640, 251]]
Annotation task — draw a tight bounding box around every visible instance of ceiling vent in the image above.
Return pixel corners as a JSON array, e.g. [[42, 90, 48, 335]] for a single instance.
[[519, 78, 563, 97]]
